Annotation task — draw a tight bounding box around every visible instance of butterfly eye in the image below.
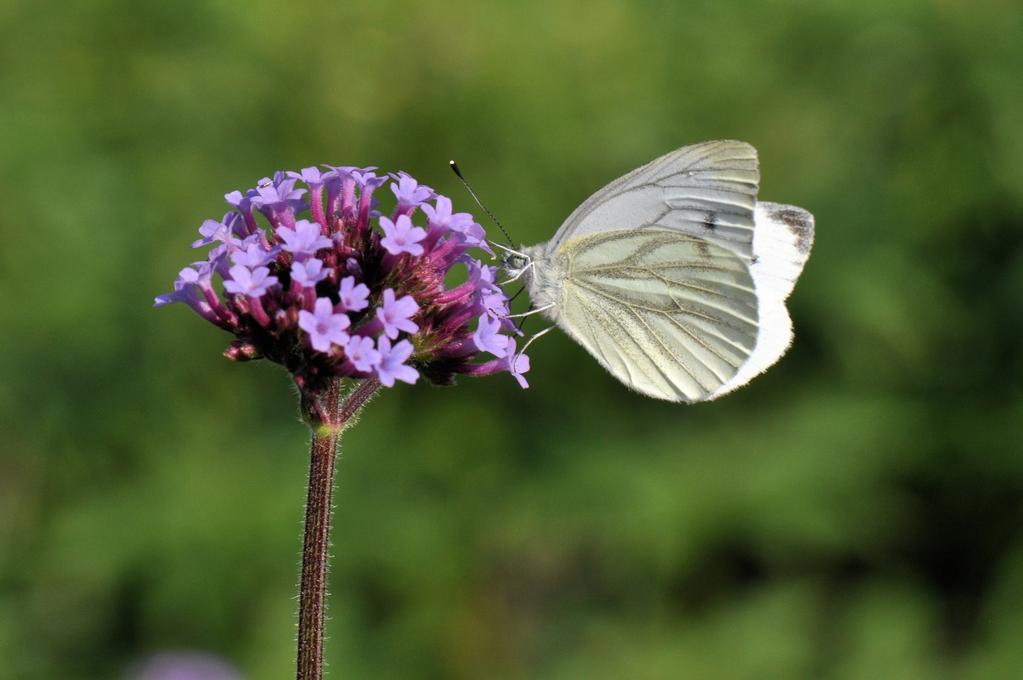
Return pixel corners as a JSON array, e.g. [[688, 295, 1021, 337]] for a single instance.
[[503, 254, 527, 271]]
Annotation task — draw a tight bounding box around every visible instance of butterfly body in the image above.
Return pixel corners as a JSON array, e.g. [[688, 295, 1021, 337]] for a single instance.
[[505, 141, 814, 403], [510, 244, 563, 317]]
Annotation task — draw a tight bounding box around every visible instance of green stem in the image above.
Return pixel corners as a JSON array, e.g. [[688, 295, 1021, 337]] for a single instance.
[[296, 378, 380, 680]]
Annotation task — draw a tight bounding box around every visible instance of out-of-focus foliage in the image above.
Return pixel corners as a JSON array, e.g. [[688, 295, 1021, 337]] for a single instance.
[[1, 1, 1022, 678]]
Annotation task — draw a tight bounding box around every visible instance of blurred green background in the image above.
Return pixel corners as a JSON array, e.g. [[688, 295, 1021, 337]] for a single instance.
[[2, 0, 1023, 678]]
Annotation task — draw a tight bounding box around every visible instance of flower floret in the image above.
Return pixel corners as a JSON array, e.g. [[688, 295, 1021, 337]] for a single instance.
[[379, 215, 426, 256], [291, 258, 331, 288], [299, 298, 351, 352], [277, 220, 332, 259], [337, 276, 370, 312], [376, 289, 419, 339], [345, 335, 381, 373], [375, 337, 418, 387], [223, 265, 278, 297]]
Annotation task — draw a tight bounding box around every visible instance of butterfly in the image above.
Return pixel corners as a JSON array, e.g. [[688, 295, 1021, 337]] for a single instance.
[[501, 140, 814, 403]]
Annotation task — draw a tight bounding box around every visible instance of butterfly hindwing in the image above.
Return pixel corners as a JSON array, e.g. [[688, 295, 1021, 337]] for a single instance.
[[554, 228, 757, 402]]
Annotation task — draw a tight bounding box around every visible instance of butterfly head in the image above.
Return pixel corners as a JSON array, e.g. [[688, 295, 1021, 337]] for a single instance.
[[490, 240, 532, 280], [502, 251, 530, 272]]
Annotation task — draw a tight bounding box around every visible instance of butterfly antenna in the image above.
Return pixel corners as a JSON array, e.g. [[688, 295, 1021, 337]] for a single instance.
[[450, 160, 516, 248]]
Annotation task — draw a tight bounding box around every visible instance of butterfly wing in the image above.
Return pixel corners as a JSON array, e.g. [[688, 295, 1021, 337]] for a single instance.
[[553, 228, 758, 402], [537, 140, 813, 401], [550, 140, 760, 258], [712, 200, 813, 397]]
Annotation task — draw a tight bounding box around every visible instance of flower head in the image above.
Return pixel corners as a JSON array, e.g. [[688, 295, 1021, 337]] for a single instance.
[[158, 165, 531, 392]]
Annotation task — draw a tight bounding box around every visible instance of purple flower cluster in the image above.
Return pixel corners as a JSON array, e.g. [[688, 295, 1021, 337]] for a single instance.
[[157, 167, 530, 392], [128, 652, 242, 680]]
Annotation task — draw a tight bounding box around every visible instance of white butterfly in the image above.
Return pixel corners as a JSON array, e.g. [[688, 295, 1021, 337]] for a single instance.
[[502, 140, 814, 403]]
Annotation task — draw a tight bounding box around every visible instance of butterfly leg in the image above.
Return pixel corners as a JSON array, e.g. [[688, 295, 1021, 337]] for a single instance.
[[517, 325, 555, 356], [502, 303, 555, 319]]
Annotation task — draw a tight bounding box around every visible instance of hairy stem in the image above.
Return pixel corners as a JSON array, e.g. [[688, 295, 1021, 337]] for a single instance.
[[296, 378, 380, 680]]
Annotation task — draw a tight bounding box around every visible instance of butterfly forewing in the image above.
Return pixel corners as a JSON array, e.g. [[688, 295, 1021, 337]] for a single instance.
[[555, 228, 758, 402], [550, 140, 760, 258]]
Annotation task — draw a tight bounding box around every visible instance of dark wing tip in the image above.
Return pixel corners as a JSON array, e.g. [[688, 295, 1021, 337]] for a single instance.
[[768, 205, 815, 255]]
